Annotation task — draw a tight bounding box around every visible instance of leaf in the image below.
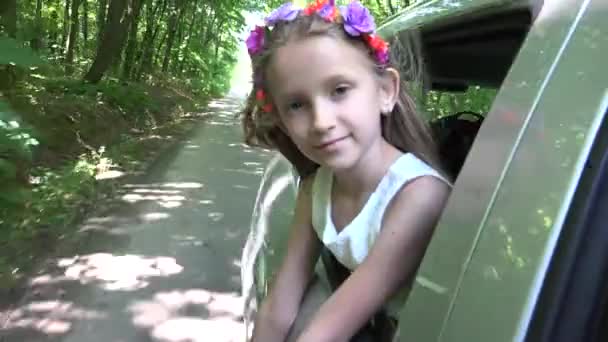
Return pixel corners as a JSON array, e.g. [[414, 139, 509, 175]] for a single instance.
[[0, 37, 45, 67], [0, 158, 18, 180], [0, 182, 29, 205]]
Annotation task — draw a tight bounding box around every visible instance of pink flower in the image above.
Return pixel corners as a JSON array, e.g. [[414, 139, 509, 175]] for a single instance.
[[256, 89, 266, 101], [304, 0, 326, 15], [246, 26, 265, 55], [262, 103, 273, 113]]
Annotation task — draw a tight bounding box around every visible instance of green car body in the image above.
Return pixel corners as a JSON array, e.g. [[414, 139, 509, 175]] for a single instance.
[[242, 0, 608, 340]]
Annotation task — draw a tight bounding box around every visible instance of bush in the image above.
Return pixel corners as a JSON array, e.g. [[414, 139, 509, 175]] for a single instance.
[[0, 101, 38, 216]]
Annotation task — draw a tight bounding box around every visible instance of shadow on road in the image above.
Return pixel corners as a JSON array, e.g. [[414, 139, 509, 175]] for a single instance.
[[1, 98, 274, 342]]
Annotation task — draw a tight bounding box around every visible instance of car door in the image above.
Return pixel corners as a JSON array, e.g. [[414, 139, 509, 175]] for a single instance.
[[395, 0, 608, 341], [524, 106, 608, 342]]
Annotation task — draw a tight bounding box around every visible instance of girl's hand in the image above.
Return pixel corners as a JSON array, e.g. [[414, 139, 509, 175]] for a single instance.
[[296, 175, 450, 342], [250, 176, 322, 342]]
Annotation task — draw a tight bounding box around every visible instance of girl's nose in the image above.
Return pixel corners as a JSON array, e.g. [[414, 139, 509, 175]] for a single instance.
[[311, 100, 336, 132]]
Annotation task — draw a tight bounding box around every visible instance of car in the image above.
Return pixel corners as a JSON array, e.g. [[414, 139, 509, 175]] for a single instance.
[[241, 0, 608, 340]]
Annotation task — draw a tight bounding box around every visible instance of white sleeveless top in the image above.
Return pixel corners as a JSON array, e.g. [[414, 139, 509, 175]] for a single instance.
[[311, 153, 447, 317]]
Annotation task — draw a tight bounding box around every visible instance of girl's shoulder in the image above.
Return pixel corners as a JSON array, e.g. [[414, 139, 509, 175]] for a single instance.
[[383, 153, 451, 192], [374, 153, 452, 223], [385, 170, 451, 223]]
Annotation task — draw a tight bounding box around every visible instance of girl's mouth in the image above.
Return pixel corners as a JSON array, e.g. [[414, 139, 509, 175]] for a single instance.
[[315, 136, 349, 150]]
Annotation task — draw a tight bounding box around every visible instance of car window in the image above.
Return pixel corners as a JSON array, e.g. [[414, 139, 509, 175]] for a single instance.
[[424, 86, 496, 119]]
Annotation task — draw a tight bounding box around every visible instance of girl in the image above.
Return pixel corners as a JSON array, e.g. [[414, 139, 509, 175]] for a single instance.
[[241, 1, 451, 341]]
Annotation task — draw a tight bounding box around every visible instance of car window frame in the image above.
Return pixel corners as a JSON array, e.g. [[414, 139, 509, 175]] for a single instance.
[[395, 0, 606, 341]]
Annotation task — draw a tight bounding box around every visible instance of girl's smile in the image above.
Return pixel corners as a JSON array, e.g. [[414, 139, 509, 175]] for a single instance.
[[314, 135, 350, 151]]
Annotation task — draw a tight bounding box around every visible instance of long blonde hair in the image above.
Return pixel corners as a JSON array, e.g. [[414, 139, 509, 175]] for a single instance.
[[241, 13, 442, 177]]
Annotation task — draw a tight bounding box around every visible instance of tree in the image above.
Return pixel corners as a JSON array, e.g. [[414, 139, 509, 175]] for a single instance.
[[161, 0, 185, 72], [0, 0, 18, 91], [65, 0, 83, 74], [31, 0, 44, 51], [84, 0, 131, 83], [96, 0, 108, 43], [0, 0, 17, 38], [121, 0, 145, 79], [82, 0, 89, 50]]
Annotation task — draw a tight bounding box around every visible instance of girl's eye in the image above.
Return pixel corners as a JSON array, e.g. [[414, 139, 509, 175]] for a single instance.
[[287, 101, 303, 112], [333, 85, 349, 97]]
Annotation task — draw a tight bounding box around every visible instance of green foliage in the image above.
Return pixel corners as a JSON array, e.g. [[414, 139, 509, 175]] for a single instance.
[[0, 101, 38, 208], [20, 152, 99, 230], [0, 0, 250, 287], [0, 36, 44, 67], [425, 86, 497, 119], [0, 73, 202, 285], [0, 148, 106, 286], [74, 79, 155, 114]]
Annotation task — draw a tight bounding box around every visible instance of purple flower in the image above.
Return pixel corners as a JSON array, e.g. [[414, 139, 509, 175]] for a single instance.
[[339, 1, 375, 36], [375, 49, 389, 64], [246, 26, 265, 55], [265, 2, 300, 26]]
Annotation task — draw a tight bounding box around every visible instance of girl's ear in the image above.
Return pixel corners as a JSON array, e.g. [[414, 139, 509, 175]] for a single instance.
[[379, 67, 400, 115]]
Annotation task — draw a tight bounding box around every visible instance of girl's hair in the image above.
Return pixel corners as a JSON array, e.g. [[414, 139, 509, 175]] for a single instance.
[[241, 13, 443, 178]]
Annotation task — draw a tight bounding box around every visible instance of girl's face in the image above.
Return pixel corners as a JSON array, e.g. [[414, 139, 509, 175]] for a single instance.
[[266, 35, 398, 171]]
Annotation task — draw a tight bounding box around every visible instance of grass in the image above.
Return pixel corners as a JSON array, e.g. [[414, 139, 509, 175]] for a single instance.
[[0, 74, 210, 291]]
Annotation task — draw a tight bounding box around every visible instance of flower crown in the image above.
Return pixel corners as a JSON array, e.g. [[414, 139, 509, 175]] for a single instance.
[[246, 0, 389, 114]]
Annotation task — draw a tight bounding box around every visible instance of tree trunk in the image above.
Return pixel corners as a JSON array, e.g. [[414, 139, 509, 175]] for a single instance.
[[374, 0, 388, 17], [161, 0, 180, 73], [97, 0, 108, 44], [63, 0, 70, 48], [135, 0, 167, 80], [48, 10, 60, 55], [0, 0, 17, 38], [82, 0, 89, 50], [200, 11, 217, 49], [0, 0, 17, 91], [177, 1, 198, 74], [214, 29, 222, 60], [31, 0, 44, 51], [171, 16, 184, 73], [65, 0, 82, 74], [121, 0, 144, 80], [84, 0, 130, 83], [155, 31, 168, 67], [387, 0, 396, 14]]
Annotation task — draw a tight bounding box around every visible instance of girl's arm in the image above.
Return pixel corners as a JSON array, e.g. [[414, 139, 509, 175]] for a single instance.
[[297, 176, 450, 342], [252, 176, 322, 342]]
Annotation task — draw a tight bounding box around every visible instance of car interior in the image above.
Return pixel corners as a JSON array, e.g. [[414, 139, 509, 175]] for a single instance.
[[421, 3, 536, 91]]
